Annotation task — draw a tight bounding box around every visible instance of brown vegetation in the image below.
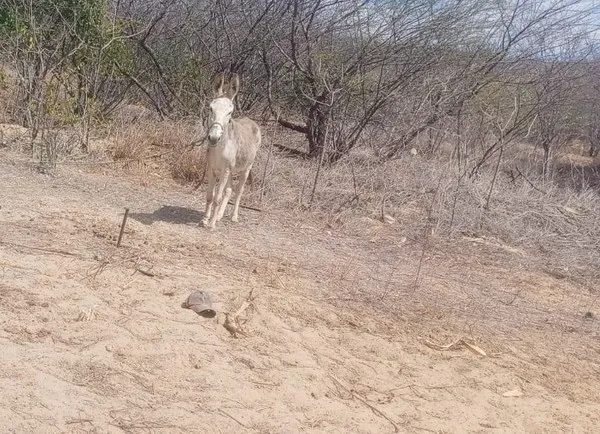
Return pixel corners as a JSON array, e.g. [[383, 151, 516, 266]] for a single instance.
[[1, 0, 600, 431]]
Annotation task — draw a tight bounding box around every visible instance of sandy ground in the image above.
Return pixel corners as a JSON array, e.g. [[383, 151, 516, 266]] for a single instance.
[[0, 148, 599, 434]]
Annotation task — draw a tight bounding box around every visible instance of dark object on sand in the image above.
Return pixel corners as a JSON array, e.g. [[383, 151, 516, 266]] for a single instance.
[[182, 291, 216, 318]]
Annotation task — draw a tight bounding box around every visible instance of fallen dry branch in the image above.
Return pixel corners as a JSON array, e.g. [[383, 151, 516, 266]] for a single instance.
[[330, 375, 400, 433], [0, 240, 81, 257], [86, 259, 110, 280], [109, 417, 180, 433], [135, 267, 156, 277], [65, 418, 93, 425], [76, 305, 98, 322], [515, 166, 548, 195], [270, 142, 310, 158], [218, 409, 248, 428], [232, 301, 251, 318], [249, 380, 280, 387], [223, 313, 248, 338], [223, 292, 256, 338], [229, 202, 262, 212], [424, 337, 487, 356], [503, 388, 524, 397]]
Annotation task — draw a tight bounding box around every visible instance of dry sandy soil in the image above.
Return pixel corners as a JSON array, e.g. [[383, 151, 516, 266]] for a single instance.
[[0, 146, 599, 434]]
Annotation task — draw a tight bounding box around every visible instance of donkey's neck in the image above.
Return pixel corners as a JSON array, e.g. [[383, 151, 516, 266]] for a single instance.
[[225, 118, 238, 141], [212, 119, 237, 153]]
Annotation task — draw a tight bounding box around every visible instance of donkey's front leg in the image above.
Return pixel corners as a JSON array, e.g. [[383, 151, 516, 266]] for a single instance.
[[202, 169, 216, 227], [216, 175, 233, 222], [208, 167, 231, 229]]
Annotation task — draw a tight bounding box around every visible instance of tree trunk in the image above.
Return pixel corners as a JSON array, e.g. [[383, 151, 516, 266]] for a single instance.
[[19, 56, 45, 142], [306, 91, 332, 159], [542, 142, 551, 179]]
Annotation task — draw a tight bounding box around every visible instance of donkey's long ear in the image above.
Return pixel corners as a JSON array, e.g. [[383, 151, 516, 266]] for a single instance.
[[227, 74, 240, 100], [212, 74, 225, 96]]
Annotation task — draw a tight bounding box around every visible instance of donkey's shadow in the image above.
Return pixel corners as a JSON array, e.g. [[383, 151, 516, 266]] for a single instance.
[[130, 205, 203, 226]]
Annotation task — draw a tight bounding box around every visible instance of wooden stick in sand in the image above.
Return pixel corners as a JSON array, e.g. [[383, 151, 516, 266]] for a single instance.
[[117, 208, 130, 248]]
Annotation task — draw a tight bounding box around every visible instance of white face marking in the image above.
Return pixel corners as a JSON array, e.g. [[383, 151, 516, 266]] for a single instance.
[[208, 97, 234, 144]]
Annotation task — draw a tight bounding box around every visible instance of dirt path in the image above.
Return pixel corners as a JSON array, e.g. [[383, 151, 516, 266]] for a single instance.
[[0, 150, 598, 433]]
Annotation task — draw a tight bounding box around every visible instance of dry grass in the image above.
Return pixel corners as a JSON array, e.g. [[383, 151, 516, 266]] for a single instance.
[[243, 125, 600, 283], [0, 67, 599, 433], [168, 147, 206, 183], [0, 65, 19, 124], [96, 109, 208, 183], [1, 126, 600, 432], [2, 103, 600, 285], [108, 115, 199, 160]]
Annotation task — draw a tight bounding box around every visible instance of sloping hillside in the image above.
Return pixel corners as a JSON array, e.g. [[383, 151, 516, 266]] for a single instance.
[[0, 148, 598, 433]]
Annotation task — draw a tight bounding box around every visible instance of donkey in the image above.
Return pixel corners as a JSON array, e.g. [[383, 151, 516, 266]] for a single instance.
[[201, 73, 261, 229]]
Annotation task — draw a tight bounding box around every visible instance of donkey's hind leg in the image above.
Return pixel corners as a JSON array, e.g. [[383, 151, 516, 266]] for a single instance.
[[216, 175, 233, 222], [231, 167, 251, 223], [208, 167, 230, 228]]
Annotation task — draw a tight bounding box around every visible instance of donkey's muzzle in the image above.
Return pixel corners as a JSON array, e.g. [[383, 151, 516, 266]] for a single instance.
[[208, 123, 223, 146]]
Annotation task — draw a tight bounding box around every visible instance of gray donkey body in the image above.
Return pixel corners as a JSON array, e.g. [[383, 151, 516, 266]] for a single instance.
[[202, 73, 261, 228]]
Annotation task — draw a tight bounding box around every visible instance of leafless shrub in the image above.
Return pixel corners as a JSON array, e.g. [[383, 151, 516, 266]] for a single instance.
[[110, 124, 152, 162], [249, 126, 600, 278], [0, 0, 598, 285], [108, 114, 201, 165], [169, 147, 206, 183]]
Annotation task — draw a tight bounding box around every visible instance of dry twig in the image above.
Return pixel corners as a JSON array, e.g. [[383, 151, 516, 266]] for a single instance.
[[135, 267, 156, 277], [0, 240, 80, 257], [218, 409, 248, 428], [424, 337, 487, 356], [330, 375, 400, 433], [223, 292, 256, 338]]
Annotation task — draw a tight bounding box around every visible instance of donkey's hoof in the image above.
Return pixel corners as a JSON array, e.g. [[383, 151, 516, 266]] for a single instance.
[[231, 216, 239, 223]]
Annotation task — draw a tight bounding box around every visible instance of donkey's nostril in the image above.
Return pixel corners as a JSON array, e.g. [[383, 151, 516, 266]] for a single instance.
[[209, 124, 223, 141]]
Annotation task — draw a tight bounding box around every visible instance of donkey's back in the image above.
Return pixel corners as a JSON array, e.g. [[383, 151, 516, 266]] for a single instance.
[[230, 117, 261, 172]]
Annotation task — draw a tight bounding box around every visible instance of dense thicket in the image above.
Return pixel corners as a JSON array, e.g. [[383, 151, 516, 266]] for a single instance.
[[1, 0, 599, 170]]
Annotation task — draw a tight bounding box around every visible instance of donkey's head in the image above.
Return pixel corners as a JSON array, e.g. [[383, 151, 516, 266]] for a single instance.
[[207, 73, 239, 146]]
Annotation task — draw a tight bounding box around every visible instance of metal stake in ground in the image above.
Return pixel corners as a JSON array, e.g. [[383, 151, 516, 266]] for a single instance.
[[117, 208, 130, 248]]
